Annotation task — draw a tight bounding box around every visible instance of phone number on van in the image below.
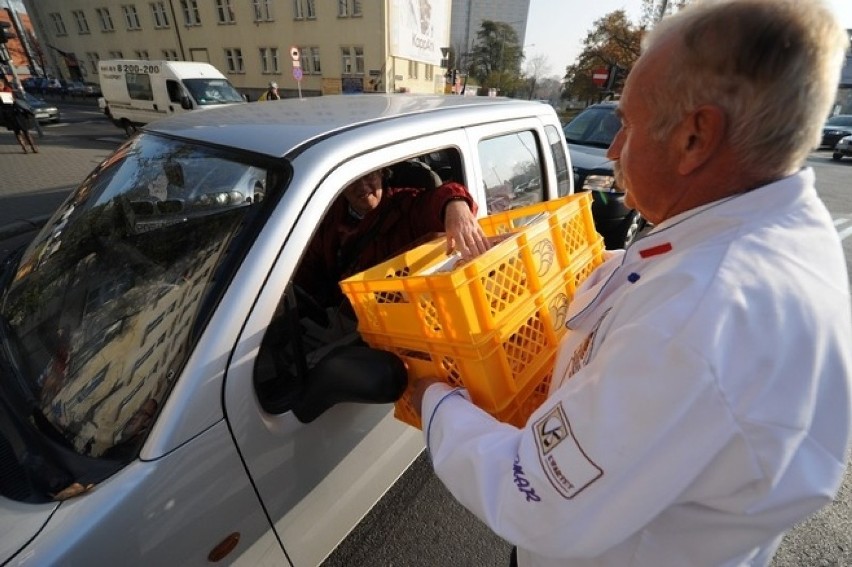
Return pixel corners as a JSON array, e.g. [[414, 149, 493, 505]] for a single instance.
[[121, 64, 161, 74]]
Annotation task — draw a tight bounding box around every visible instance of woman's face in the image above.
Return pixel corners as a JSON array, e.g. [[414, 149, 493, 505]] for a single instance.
[[343, 171, 383, 216]]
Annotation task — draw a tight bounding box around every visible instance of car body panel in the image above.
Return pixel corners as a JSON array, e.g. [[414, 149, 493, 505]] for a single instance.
[[0, 499, 58, 564], [3, 420, 280, 566]]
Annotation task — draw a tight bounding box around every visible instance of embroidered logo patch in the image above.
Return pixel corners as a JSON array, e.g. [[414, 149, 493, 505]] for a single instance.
[[534, 404, 603, 499]]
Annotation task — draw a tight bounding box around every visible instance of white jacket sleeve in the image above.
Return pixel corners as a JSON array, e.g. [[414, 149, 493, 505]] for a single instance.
[[422, 324, 742, 559]]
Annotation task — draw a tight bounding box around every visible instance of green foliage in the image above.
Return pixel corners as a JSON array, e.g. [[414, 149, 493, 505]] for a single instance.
[[561, 0, 696, 104], [467, 20, 525, 96]]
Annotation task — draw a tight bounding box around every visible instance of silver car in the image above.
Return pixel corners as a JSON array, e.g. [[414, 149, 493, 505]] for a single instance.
[[19, 91, 60, 123], [0, 94, 574, 566], [832, 134, 852, 161]]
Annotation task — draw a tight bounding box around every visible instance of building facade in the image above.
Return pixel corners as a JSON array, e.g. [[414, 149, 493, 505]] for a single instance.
[[1, 7, 39, 83], [21, 0, 453, 98], [449, 0, 529, 67]]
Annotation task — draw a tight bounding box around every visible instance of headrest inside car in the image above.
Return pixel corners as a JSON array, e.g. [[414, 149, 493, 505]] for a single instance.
[[387, 160, 442, 191]]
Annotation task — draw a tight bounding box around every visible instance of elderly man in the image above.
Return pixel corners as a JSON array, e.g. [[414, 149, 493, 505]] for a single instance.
[[413, 1, 852, 566]]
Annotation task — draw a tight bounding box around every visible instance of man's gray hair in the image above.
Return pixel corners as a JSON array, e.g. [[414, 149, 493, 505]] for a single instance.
[[644, 0, 847, 177]]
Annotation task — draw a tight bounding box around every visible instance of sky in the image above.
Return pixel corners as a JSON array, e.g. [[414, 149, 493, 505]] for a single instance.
[[524, 0, 852, 78]]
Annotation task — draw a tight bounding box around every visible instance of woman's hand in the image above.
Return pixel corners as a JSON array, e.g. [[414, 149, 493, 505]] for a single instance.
[[443, 200, 489, 260]]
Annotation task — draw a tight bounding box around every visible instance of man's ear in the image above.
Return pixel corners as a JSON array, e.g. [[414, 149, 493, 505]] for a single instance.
[[677, 104, 727, 175]]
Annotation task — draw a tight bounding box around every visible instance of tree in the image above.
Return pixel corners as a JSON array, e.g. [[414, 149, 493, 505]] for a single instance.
[[523, 53, 551, 100], [466, 20, 526, 97], [639, 0, 694, 27], [561, 10, 642, 104]]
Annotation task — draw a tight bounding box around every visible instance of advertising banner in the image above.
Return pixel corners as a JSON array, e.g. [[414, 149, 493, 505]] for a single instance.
[[389, 0, 449, 65]]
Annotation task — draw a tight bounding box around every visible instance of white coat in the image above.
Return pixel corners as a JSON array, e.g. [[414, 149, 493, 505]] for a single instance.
[[421, 169, 852, 566]]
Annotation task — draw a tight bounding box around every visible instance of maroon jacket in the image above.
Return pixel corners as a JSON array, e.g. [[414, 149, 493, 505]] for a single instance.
[[295, 182, 477, 307]]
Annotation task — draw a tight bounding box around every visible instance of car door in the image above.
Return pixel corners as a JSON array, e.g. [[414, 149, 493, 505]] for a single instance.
[[223, 131, 473, 566]]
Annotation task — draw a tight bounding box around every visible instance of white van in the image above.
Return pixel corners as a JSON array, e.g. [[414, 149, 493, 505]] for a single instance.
[[97, 60, 245, 134]]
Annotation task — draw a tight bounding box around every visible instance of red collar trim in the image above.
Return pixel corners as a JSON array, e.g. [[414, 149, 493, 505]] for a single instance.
[[638, 242, 673, 259]]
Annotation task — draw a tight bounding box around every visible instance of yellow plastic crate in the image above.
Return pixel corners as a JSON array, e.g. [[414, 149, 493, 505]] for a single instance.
[[340, 193, 603, 344], [363, 275, 572, 429]]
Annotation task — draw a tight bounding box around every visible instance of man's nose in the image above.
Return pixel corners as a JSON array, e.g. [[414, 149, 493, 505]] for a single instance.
[[606, 129, 624, 160]]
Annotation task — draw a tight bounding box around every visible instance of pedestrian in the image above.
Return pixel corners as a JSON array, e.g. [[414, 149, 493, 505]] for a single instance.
[[258, 81, 280, 101], [1, 81, 38, 154], [411, 1, 852, 566]]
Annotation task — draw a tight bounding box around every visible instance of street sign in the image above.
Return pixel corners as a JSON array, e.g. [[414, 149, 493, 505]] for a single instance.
[[293, 66, 303, 81], [592, 67, 609, 87], [289, 46, 300, 62]]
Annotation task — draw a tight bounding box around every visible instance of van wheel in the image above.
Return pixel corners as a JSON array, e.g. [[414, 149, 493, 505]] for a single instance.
[[121, 120, 137, 137], [832, 152, 843, 161]]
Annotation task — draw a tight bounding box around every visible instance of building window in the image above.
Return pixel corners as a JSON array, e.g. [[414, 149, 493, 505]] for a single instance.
[[181, 0, 201, 25], [135, 50, 150, 60], [225, 48, 244, 73], [354, 46, 364, 74], [253, 0, 273, 22], [49, 13, 67, 35], [96, 8, 115, 32], [109, 50, 124, 59], [293, 0, 304, 19], [151, 2, 170, 28], [306, 0, 316, 19], [216, 0, 236, 23], [86, 52, 100, 74], [260, 47, 279, 73], [72, 10, 90, 34], [341, 47, 352, 74], [122, 5, 141, 30], [408, 60, 418, 79], [425, 64, 433, 81], [338, 0, 361, 17], [310, 46, 321, 74], [340, 46, 363, 74], [163, 49, 179, 60]]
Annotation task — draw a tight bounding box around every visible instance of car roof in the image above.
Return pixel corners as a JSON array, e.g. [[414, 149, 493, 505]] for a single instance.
[[145, 94, 555, 158]]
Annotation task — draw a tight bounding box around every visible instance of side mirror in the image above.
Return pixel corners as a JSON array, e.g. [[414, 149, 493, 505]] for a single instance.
[[292, 345, 407, 423], [180, 95, 193, 110]]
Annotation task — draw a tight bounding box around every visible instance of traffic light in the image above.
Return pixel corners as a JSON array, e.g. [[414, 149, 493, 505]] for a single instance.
[[0, 21, 15, 44]]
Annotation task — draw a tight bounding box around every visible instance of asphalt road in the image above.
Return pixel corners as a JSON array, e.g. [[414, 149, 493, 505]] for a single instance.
[[2, 100, 851, 566]]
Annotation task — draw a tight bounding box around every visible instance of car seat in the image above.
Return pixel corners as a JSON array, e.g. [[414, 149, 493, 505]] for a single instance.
[[386, 160, 442, 190]]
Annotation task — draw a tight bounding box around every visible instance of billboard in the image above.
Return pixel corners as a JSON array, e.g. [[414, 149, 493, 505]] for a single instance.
[[390, 0, 449, 66]]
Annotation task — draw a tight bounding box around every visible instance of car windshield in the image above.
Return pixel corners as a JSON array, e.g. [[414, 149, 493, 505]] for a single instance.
[[563, 106, 621, 148], [182, 78, 244, 105], [0, 134, 283, 480], [826, 115, 852, 127]]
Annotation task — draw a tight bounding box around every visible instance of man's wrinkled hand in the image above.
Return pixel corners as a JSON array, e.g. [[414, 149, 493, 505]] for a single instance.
[[410, 377, 444, 419]]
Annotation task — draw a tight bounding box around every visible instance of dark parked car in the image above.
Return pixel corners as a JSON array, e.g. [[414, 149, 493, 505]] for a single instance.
[[563, 101, 646, 249], [821, 114, 852, 149]]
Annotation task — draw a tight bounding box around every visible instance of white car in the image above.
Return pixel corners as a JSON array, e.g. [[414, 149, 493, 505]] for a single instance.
[[0, 94, 576, 566], [832, 134, 852, 161]]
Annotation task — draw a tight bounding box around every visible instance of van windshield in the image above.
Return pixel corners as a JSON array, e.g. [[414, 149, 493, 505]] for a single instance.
[[183, 78, 244, 105]]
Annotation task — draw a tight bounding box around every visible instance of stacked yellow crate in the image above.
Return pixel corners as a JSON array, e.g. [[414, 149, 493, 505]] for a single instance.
[[340, 193, 604, 429]]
